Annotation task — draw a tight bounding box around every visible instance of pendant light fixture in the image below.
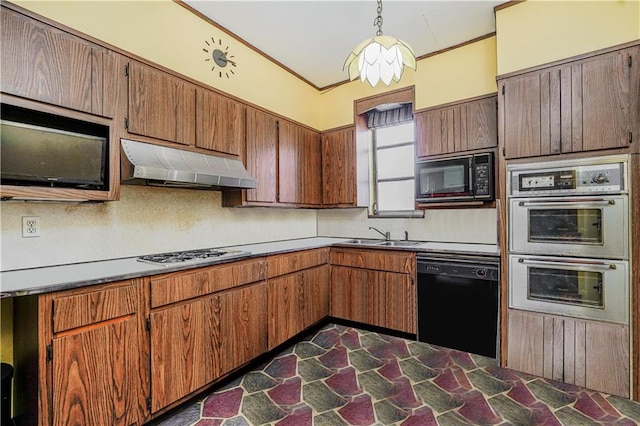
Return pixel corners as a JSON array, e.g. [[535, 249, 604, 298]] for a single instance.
[[343, 0, 416, 87]]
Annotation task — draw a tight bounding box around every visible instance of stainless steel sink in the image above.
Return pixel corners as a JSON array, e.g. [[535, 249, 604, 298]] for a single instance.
[[375, 240, 420, 247], [344, 239, 384, 245], [343, 239, 419, 247]]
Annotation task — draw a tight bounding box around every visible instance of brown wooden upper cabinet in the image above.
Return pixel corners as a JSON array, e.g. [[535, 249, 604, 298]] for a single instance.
[[279, 121, 322, 205], [225, 110, 323, 207], [415, 95, 497, 158], [499, 44, 638, 159], [245, 107, 278, 204], [1, 6, 116, 118], [322, 127, 357, 206], [195, 88, 245, 156], [126, 60, 196, 146]]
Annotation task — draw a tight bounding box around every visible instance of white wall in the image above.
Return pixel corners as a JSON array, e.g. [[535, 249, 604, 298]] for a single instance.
[[317, 207, 497, 245], [0, 186, 317, 271]]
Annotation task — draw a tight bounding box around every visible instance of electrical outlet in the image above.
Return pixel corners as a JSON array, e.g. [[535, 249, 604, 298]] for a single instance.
[[22, 216, 40, 238]]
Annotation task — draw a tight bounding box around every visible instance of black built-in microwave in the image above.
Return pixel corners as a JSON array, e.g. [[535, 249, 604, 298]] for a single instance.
[[415, 152, 494, 203]]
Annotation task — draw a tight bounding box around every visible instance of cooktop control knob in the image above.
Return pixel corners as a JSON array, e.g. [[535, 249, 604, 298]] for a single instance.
[[592, 173, 609, 184], [475, 268, 487, 278]]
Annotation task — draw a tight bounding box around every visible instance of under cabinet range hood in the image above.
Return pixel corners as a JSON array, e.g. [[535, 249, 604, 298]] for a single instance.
[[120, 139, 256, 190]]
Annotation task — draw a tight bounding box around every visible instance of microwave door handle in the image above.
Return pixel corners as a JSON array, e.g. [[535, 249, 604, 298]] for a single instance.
[[517, 257, 617, 270], [518, 199, 615, 207]]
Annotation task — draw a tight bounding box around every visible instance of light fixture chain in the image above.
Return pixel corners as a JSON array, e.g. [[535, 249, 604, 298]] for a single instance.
[[374, 0, 383, 36]]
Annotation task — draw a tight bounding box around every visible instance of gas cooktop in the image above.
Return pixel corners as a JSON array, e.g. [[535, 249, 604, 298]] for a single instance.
[[137, 248, 249, 267]]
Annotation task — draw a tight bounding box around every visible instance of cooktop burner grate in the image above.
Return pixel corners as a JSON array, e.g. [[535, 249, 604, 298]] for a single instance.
[[137, 248, 248, 266]]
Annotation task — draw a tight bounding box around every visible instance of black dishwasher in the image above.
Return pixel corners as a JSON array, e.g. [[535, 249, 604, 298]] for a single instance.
[[417, 254, 500, 359]]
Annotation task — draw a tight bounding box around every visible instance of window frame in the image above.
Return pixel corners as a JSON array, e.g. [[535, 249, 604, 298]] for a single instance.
[[369, 121, 423, 219]]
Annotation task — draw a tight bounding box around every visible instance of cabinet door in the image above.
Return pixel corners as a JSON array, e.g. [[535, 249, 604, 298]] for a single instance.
[[302, 265, 330, 329], [462, 96, 498, 151], [584, 321, 629, 397], [1, 7, 111, 116], [196, 89, 245, 156], [572, 49, 632, 152], [218, 282, 268, 376], [246, 107, 278, 203], [322, 128, 356, 205], [379, 271, 415, 334], [268, 264, 330, 349], [279, 121, 322, 205], [268, 273, 304, 349], [415, 109, 452, 157], [501, 70, 562, 159], [331, 266, 377, 326], [127, 60, 196, 145], [52, 316, 140, 426], [506, 310, 545, 376], [150, 297, 219, 412]]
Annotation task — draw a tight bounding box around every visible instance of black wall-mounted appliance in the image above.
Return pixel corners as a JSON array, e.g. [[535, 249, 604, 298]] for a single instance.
[[415, 152, 494, 203], [1, 104, 109, 191]]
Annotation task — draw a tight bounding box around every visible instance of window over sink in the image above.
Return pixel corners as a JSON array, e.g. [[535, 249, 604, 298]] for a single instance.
[[366, 104, 422, 218]]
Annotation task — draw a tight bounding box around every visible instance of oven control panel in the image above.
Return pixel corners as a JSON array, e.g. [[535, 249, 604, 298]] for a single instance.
[[510, 160, 625, 196]]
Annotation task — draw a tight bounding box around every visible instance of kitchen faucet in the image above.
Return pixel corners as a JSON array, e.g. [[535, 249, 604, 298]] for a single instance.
[[369, 226, 391, 241]]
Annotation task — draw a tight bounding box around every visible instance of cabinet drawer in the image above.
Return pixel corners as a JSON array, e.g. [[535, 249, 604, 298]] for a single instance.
[[53, 284, 136, 333], [151, 258, 266, 307], [330, 248, 415, 274], [267, 248, 329, 278]]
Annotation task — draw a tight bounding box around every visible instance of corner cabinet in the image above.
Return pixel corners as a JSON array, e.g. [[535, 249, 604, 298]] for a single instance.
[[507, 309, 629, 398], [223, 109, 323, 207], [279, 121, 322, 205], [415, 95, 497, 158], [322, 127, 357, 206], [148, 258, 267, 413], [330, 248, 416, 334], [498, 43, 639, 159], [13, 279, 150, 426], [267, 248, 330, 349], [244, 107, 279, 204], [1, 6, 116, 118]]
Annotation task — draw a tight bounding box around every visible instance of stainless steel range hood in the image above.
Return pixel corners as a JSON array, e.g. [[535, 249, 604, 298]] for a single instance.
[[120, 139, 256, 190]]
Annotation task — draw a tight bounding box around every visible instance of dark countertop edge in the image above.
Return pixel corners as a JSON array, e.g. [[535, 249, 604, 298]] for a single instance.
[[0, 237, 498, 298]]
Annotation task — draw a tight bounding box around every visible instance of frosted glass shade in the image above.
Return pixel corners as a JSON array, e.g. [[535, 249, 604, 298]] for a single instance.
[[344, 35, 416, 87]]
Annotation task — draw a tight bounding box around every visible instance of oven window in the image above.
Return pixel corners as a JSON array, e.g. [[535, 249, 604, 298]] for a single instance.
[[528, 267, 603, 308], [528, 208, 602, 244]]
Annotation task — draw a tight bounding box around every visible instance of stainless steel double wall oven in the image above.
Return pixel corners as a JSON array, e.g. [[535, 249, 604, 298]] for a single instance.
[[507, 155, 630, 324]]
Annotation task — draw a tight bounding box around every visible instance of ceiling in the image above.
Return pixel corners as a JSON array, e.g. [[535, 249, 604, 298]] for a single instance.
[[182, 0, 504, 90]]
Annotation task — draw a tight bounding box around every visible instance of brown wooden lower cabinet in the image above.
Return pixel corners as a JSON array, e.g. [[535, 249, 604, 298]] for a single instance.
[[15, 247, 426, 426], [329, 248, 416, 334], [52, 315, 141, 425], [330, 265, 415, 334], [267, 248, 331, 349], [149, 272, 267, 413], [268, 265, 330, 349], [507, 309, 629, 397], [13, 279, 149, 426]]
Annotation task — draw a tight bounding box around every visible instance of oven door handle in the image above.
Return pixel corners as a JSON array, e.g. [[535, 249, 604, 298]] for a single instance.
[[517, 257, 617, 270], [518, 199, 615, 207]]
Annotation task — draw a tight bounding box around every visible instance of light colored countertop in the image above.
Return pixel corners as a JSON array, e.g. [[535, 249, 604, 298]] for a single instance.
[[0, 237, 498, 298]]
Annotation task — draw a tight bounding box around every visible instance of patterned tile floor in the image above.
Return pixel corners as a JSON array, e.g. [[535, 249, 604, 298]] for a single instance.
[[152, 323, 640, 425]]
